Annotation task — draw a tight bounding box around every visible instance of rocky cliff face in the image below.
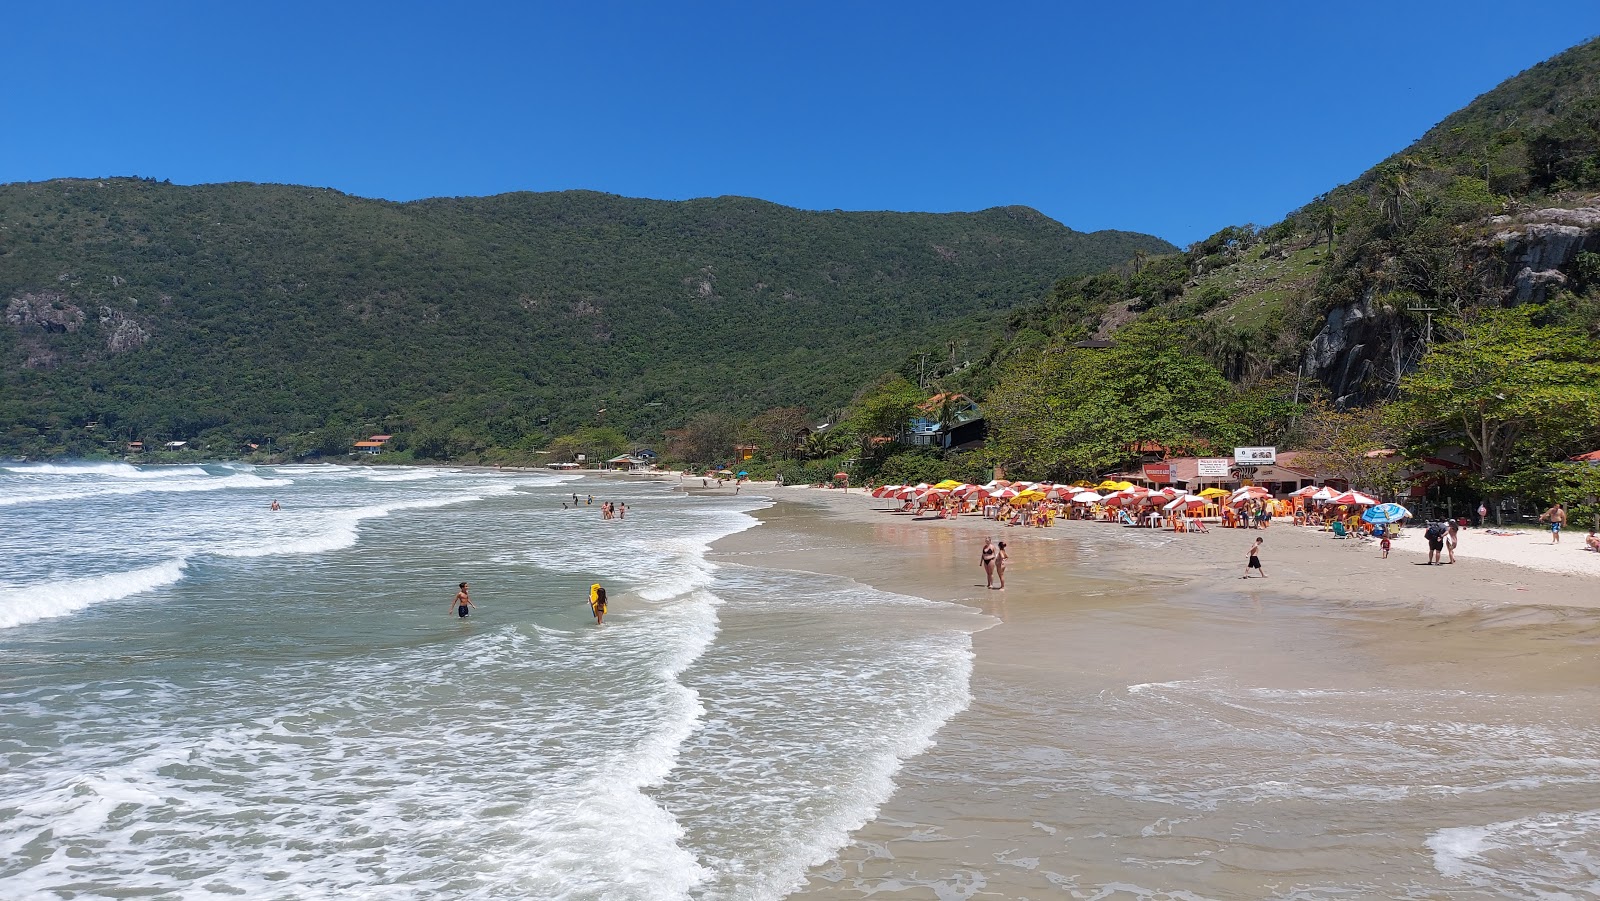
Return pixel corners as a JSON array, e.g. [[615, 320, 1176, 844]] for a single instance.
[[1302, 202, 1600, 405], [1491, 206, 1600, 303], [3, 291, 150, 368], [5, 292, 85, 333]]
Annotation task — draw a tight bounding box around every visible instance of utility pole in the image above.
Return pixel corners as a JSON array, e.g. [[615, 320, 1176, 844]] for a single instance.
[[1407, 301, 1438, 345], [917, 353, 930, 389]]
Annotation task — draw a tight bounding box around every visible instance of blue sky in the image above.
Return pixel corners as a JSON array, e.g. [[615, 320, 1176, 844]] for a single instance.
[[5, 2, 1598, 245]]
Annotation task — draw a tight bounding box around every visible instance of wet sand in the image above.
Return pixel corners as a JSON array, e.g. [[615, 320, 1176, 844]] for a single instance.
[[711, 487, 1600, 899]]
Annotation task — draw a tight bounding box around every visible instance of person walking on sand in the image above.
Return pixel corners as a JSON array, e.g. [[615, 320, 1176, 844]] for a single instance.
[[589, 583, 608, 625], [995, 540, 1010, 589], [1380, 528, 1392, 559], [980, 538, 998, 589], [1540, 503, 1566, 544], [1425, 521, 1446, 564], [450, 582, 475, 619], [1478, 502, 1488, 527], [1445, 521, 1460, 564], [1242, 537, 1266, 578]]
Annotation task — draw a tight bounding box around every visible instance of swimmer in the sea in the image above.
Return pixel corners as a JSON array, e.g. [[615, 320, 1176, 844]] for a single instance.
[[589, 583, 607, 625], [450, 582, 475, 619], [269, 499, 280, 511]]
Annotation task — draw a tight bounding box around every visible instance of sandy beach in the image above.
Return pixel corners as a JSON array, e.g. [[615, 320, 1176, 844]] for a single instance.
[[705, 482, 1600, 899]]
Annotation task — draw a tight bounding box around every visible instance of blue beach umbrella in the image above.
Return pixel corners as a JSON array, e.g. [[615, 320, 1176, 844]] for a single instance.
[[1362, 502, 1411, 524], [737, 470, 748, 477]]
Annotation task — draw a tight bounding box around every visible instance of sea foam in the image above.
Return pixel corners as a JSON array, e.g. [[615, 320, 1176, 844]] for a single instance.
[[0, 559, 189, 629]]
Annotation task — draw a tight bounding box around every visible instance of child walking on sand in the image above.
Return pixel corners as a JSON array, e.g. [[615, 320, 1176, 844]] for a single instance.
[[1242, 537, 1266, 578], [1380, 530, 1391, 559]]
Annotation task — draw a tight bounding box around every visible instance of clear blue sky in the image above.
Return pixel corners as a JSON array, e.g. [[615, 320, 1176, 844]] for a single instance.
[[5, 2, 1598, 246]]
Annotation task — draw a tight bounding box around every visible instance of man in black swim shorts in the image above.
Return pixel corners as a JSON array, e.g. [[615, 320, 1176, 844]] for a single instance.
[[451, 582, 475, 618]]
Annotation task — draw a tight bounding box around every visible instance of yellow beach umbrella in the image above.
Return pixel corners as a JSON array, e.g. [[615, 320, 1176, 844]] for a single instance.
[[1094, 480, 1125, 491], [932, 479, 963, 490], [1015, 489, 1048, 502], [1198, 487, 1231, 499]]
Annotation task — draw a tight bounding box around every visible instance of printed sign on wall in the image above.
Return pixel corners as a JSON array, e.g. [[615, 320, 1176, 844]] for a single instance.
[[1233, 446, 1276, 465]]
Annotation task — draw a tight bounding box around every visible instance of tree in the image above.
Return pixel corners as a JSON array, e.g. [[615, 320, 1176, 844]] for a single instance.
[[1389, 306, 1600, 503], [984, 319, 1238, 478], [743, 407, 811, 458], [545, 426, 627, 464], [845, 376, 926, 450], [797, 429, 846, 461], [1295, 402, 1408, 497], [665, 412, 737, 465]]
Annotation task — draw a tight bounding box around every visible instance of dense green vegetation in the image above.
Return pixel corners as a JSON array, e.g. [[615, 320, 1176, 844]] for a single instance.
[[0, 181, 1171, 458], [7, 36, 1600, 521], [842, 36, 1600, 511]]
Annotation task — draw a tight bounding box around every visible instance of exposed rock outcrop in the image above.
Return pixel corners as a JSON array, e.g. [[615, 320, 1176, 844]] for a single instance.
[[5, 292, 85, 333], [99, 306, 150, 353], [1303, 294, 1386, 406], [1490, 207, 1600, 303]]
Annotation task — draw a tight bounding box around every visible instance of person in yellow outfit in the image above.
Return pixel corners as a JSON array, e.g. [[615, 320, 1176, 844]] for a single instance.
[[589, 583, 608, 625]]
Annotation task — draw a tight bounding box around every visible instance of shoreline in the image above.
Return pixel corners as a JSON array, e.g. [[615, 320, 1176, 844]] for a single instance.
[[713, 483, 1599, 611], [706, 484, 1600, 898]]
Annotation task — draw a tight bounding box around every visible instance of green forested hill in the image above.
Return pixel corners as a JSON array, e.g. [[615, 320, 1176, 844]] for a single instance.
[[930, 36, 1600, 500], [0, 179, 1172, 456]]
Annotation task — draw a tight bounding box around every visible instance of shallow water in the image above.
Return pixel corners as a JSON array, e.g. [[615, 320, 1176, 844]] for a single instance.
[[787, 523, 1600, 900], [0, 464, 980, 900]]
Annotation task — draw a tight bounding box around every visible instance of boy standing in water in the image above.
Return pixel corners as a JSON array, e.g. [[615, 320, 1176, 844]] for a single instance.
[[1242, 537, 1266, 578], [450, 582, 475, 619]]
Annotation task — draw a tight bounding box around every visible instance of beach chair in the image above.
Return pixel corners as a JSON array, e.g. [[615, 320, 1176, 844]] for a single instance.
[[1330, 521, 1350, 539]]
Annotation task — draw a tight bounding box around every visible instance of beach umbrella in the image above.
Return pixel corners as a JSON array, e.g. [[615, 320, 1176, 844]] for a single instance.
[[1331, 490, 1379, 506], [1362, 502, 1411, 524], [833, 472, 850, 480], [1312, 487, 1339, 502], [1163, 494, 1205, 511], [1071, 491, 1104, 503], [1015, 489, 1048, 501], [988, 487, 1020, 500], [933, 479, 963, 490], [1289, 485, 1321, 498], [1197, 487, 1231, 499], [736, 470, 748, 477], [871, 485, 901, 498], [1095, 479, 1124, 491]]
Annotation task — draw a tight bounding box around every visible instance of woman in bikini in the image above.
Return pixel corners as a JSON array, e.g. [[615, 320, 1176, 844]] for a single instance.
[[980, 538, 998, 589], [995, 541, 1010, 589]]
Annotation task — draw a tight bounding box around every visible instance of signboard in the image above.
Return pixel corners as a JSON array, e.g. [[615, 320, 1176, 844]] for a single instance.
[[1197, 458, 1231, 478], [1233, 446, 1277, 466], [1142, 463, 1172, 484]]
